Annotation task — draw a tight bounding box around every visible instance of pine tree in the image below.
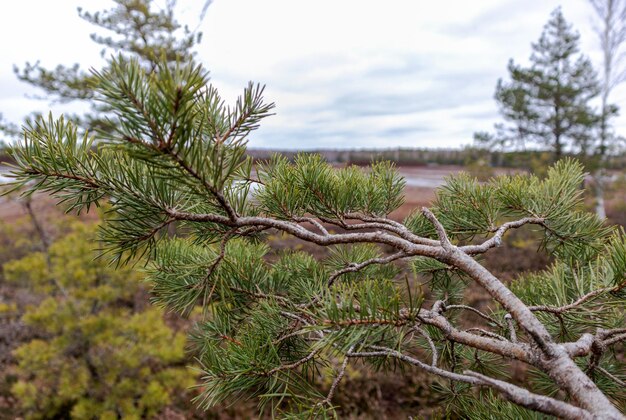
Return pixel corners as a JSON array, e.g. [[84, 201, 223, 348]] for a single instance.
[[9, 0, 207, 134], [5, 56, 626, 418], [476, 8, 604, 161]]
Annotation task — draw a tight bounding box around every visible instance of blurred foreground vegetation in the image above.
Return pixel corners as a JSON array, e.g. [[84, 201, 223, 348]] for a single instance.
[[0, 215, 194, 419]]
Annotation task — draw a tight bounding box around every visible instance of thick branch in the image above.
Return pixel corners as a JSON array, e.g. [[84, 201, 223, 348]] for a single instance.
[[349, 346, 591, 419], [166, 209, 445, 258], [446, 249, 622, 417], [463, 371, 592, 420]]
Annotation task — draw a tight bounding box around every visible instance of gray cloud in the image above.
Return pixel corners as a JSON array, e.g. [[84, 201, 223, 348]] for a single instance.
[[1, 0, 610, 150]]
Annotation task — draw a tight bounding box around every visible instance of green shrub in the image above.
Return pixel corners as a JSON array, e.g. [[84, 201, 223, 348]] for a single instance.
[[6, 222, 194, 419]]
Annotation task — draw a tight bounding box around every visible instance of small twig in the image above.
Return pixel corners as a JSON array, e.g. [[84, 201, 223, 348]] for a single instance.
[[602, 332, 626, 347], [278, 311, 325, 340], [413, 325, 438, 367], [318, 345, 355, 406], [586, 348, 601, 379], [601, 328, 626, 338], [504, 314, 517, 343], [432, 300, 447, 315], [421, 207, 453, 250], [220, 334, 242, 346], [230, 286, 290, 303], [133, 217, 176, 244], [528, 286, 618, 314], [450, 341, 457, 374], [597, 367, 626, 387], [265, 348, 319, 376], [293, 216, 329, 236], [446, 304, 503, 328], [242, 176, 265, 186], [327, 251, 409, 286], [204, 228, 236, 283], [279, 311, 312, 324], [460, 217, 545, 255], [464, 328, 509, 342], [198, 229, 237, 310], [273, 328, 308, 345]]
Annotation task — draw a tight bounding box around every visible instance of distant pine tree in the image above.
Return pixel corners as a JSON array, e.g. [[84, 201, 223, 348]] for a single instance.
[[9, 0, 207, 135], [477, 8, 605, 161]]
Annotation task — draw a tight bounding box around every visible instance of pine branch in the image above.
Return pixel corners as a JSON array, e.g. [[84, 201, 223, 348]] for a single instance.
[[349, 346, 592, 419], [462, 371, 593, 420], [460, 217, 546, 255], [9, 56, 624, 418], [165, 208, 441, 257]]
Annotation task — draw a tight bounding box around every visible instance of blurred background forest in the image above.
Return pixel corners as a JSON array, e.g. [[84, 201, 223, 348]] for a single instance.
[[1, 0, 626, 418]]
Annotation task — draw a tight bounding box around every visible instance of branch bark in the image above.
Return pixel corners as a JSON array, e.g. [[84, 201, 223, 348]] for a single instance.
[[348, 346, 592, 419]]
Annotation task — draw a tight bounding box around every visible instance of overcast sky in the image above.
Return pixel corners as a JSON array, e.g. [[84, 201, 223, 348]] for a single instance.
[[1, 0, 623, 150]]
